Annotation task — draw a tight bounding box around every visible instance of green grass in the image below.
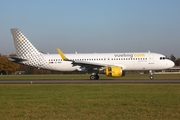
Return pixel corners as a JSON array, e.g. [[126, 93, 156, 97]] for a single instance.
[[0, 84, 180, 120], [0, 74, 180, 80]]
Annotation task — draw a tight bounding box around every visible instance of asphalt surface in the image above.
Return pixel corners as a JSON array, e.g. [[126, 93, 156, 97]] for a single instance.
[[0, 79, 180, 84]]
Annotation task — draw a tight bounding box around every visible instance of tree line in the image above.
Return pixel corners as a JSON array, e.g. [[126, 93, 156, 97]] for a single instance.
[[0, 53, 180, 75]]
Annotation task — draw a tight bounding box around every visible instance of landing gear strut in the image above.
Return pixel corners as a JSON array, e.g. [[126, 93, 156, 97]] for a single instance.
[[90, 72, 99, 80], [149, 70, 154, 80]]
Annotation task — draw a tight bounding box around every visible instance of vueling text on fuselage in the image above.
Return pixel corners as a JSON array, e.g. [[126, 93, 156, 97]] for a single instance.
[[114, 53, 145, 58]]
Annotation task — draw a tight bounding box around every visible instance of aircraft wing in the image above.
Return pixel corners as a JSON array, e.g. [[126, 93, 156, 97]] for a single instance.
[[71, 60, 109, 67], [56, 48, 111, 69]]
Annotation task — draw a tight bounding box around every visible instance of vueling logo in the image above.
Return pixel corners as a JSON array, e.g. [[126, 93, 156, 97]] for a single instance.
[[19, 37, 23, 41]]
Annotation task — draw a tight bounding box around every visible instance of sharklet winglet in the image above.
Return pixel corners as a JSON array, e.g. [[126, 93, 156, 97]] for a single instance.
[[56, 48, 70, 61]]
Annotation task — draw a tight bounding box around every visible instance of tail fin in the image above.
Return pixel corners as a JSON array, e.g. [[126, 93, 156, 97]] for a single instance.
[[10, 28, 41, 58], [10, 28, 49, 69]]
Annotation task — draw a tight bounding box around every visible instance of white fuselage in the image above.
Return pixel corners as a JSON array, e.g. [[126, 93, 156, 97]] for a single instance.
[[31, 52, 174, 71]]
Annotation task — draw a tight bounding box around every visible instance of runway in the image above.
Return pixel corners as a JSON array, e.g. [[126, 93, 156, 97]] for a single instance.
[[0, 79, 180, 84]]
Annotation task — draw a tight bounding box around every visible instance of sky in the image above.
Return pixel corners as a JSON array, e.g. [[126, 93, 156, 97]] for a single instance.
[[0, 0, 180, 57]]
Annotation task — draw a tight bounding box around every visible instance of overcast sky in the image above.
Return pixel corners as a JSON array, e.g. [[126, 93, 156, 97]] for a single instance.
[[0, 0, 180, 57]]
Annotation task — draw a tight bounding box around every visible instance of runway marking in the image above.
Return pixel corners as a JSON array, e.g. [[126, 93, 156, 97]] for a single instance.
[[0, 79, 180, 84]]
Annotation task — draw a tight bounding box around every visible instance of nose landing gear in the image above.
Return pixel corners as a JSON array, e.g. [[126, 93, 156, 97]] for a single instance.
[[149, 70, 154, 80]]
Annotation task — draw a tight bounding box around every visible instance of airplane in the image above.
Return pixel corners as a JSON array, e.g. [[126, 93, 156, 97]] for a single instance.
[[9, 28, 174, 80]]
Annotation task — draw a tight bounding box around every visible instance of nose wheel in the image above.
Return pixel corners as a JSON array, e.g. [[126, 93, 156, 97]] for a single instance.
[[149, 75, 154, 80], [149, 70, 154, 80]]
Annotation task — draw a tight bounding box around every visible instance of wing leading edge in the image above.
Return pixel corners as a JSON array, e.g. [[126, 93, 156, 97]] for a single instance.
[[56, 48, 109, 68]]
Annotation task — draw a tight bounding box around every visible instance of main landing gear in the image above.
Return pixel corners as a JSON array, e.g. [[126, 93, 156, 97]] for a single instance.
[[149, 70, 154, 80], [90, 72, 99, 80]]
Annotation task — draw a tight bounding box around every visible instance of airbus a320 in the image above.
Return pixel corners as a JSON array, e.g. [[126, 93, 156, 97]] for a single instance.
[[9, 29, 174, 80]]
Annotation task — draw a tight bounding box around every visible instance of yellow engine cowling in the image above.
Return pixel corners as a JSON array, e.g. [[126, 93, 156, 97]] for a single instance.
[[105, 66, 125, 77]]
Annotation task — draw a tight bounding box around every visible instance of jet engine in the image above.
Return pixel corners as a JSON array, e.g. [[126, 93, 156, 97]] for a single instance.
[[105, 66, 125, 77]]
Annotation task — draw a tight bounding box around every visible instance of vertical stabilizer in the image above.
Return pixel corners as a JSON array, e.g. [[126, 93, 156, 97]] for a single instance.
[[10, 28, 41, 58], [10, 28, 51, 69]]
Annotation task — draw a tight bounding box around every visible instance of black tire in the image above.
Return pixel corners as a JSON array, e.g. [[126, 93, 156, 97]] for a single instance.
[[96, 75, 99, 80], [150, 75, 154, 80], [90, 75, 96, 80], [90, 75, 99, 80]]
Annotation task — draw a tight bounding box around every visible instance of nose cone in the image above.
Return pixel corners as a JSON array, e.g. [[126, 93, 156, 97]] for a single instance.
[[168, 60, 175, 68]]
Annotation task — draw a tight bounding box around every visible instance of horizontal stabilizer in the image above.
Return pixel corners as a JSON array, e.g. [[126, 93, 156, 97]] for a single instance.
[[8, 56, 28, 63]]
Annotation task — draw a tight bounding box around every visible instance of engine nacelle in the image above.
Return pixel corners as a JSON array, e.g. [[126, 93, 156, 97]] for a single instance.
[[105, 66, 125, 77]]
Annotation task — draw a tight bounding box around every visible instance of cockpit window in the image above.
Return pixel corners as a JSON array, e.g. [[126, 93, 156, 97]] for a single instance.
[[160, 57, 166, 60]]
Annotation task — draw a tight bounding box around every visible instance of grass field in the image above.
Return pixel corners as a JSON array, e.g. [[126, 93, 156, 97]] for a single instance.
[[0, 74, 180, 119], [0, 84, 180, 120], [0, 73, 180, 80]]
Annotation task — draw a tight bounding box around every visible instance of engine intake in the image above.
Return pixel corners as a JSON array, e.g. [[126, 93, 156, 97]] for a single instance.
[[105, 66, 125, 77]]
